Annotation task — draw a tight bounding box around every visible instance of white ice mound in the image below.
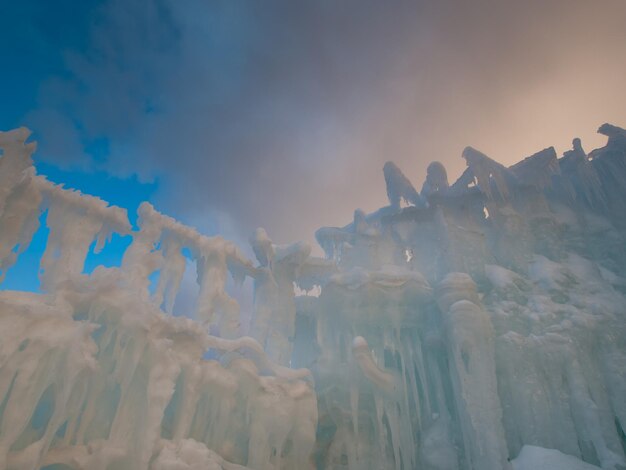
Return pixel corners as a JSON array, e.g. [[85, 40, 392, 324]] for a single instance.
[[151, 439, 252, 470], [512, 445, 603, 470]]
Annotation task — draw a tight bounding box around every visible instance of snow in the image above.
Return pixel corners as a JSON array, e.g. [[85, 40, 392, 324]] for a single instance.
[[2, 123, 626, 469], [512, 445, 602, 470]]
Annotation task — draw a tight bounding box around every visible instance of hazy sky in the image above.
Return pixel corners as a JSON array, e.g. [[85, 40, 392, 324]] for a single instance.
[[2, 0, 626, 249]]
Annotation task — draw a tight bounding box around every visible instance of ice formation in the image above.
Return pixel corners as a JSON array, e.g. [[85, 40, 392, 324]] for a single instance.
[[1, 124, 626, 469]]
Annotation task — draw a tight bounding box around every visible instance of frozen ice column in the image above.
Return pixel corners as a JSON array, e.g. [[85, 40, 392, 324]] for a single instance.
[[36, 177, 131, 293], [122, 202, 254, 337], [0, 129, 41, 282], [436, 273, 512, 470], [250, 228, 334, 365]]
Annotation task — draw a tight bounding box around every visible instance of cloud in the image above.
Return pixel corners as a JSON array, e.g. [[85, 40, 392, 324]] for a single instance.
[[26, 0, 626, 246]]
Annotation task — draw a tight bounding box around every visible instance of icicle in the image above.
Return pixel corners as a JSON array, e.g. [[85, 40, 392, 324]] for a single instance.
[[37, 177, 131, 292], [383, 161, 425, 209], [194, 236, 244, 337], [0, 169, 42, 283], [461, 146, 512, 200], [153, 234, 186, 313], [509, 147, 559, 190], [558, 138, 605, 207], [352, 336, 396, 394], [0, 127, 35, 218], [122, 202, 166, 300], [249, 229, 333, 365]]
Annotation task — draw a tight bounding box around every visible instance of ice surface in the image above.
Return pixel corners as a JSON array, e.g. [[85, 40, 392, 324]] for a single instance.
[[1, 124, 626, 469], [512, 445, 602, 470]]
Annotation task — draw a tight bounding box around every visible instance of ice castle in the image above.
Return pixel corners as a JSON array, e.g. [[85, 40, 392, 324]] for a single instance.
[[0, 124, 625, 469]]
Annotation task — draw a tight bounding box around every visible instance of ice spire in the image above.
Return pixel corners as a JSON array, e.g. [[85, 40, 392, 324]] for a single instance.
[[383, 161, 425, 209]]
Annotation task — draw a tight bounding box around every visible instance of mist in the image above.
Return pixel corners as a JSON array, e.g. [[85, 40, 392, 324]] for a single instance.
[[22, 0, 626, 245]]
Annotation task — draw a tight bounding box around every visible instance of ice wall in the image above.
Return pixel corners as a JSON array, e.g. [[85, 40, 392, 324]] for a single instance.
[[312, 125, 626, 469], [0, 130, 316, 470], [311, 124, 626, 469], [1, 124, 626, 470]]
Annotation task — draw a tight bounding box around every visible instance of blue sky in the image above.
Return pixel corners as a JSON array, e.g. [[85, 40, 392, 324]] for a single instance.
[[1, 0, 626, 292], [0, 0, 159, 215], [0, 1, 157, 291]]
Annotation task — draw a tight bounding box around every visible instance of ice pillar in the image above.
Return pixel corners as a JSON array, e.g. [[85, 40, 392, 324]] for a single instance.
[[436, 273, 512, 470]]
